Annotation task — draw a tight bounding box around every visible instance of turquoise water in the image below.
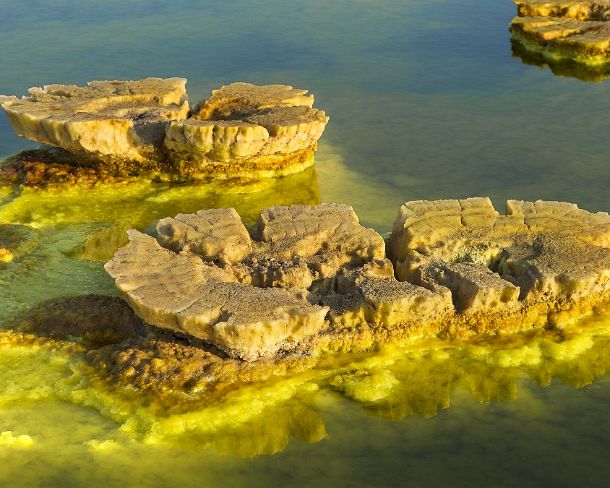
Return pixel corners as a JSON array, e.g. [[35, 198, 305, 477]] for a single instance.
[[1, 0, 610, 486]]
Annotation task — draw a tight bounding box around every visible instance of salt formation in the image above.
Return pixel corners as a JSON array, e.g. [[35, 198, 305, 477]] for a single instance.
[[105, 204, 380, 360], [390, 198, 610, 332], [106, 199, 610, 362], [0, 79, 329, 178], [515, 0, 610, 19], [510, 1, 610, 66], [0, 78, 188, 171]]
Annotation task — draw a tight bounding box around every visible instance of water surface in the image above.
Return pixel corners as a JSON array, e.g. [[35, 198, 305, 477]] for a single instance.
[[1, 0, 610, 486]]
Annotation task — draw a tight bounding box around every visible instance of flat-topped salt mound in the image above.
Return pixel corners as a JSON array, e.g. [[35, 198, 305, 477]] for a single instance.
[[390, 198, 610, 330], [166, 83, 329, 178], [106, 199, 610, 362], [1, 78, 188, 168], [106, 204, 387, 360], [1, 79, 329, 179], [510, 1, 610, 66]]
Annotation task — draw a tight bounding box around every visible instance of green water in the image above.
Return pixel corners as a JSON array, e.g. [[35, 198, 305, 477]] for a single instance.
[[1, 0, 610, 486]]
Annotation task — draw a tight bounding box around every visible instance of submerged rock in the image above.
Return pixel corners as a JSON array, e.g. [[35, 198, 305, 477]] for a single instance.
[[105, 199, 610, 362], [1, 79, 329, 179], [4, 306, 610, 455], [510, 1, 610, 67], [12, 295, 145, 346], [0, 149, 137, 188], [0, 224, 39, 264]]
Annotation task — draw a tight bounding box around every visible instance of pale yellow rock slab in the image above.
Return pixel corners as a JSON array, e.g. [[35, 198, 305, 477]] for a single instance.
[[1, 78, 188, 164], [390, 198, 610, 309], [107, 200, 610, 360], [1, 79, 329, 178], [105, 229, 328, 361], [515, 0, 610, 20], [191, 82, 314, 120], [165, 83, 329, 169]]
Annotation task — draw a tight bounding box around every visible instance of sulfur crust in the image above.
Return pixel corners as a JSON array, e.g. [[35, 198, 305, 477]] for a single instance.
[[3, 305, 610, 455], [169, 144, 317, 179], [511, 26, 610, 65], [514, 0, 610, 20]]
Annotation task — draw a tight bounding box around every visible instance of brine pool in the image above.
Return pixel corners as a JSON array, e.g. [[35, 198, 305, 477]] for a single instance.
[[1, 0, 610, 486]]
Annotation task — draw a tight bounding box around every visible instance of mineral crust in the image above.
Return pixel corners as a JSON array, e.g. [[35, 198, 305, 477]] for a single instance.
[[515, 0, 610, 19], [510, 1, 610, 66], [106, 199, 610, 362], [1, 78, 188, 171], [105, 204, 383, 361], [390, 197, 610, 332], [1, 79, 329, 179]]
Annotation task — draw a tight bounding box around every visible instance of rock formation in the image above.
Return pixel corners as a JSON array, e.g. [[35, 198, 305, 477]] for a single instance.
[[105, 204, 383, 360], [510, 1, 610, 67], [1, 79, 329, 179], [105, 199, 610, 362], [390, 198, 610, 332], [515, 0, 610, 19]]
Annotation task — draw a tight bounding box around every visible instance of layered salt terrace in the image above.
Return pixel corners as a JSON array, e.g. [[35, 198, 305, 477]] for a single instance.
[[0, 78, 329, 178]]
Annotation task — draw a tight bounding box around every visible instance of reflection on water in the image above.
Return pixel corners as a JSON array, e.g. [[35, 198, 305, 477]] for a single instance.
[[511, 40, 610, 83], [0, 163, 319, 229]]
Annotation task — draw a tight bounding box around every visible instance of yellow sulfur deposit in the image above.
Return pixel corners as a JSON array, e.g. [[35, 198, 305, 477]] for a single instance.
[[510, 1, 610, 68], [1, 311, 609, 457]]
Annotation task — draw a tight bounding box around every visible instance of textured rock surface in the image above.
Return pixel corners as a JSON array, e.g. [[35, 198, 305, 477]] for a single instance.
[[510, 1, 610, 65], [165, 83, 329, 178], [106, 204, 395, 360], [106, 199, 610, 362], [191, 83, 314, 119], [1, 78, 188, 169], [0, 149, 136, 188], [515, 0, 610, 19], [390, 197, 610, 331], [1, 79, 329, 179]]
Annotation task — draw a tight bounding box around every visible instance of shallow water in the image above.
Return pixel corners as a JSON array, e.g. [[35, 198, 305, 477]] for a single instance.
[[1, 0, 610, 486]]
